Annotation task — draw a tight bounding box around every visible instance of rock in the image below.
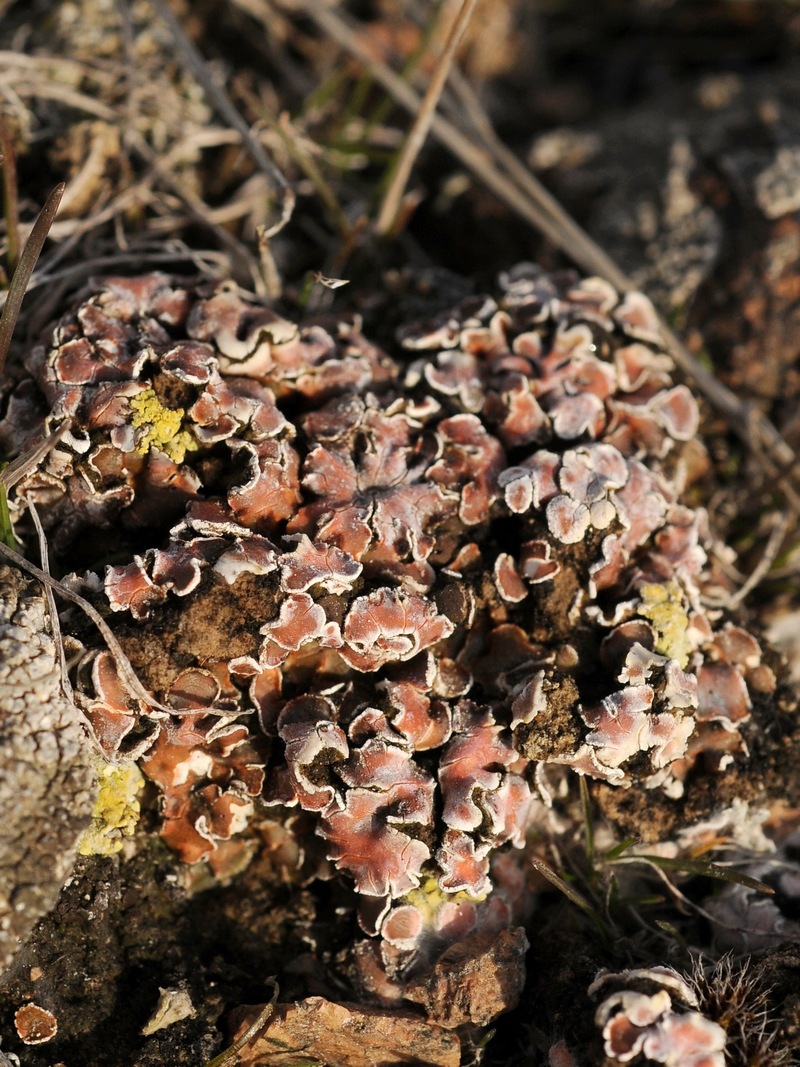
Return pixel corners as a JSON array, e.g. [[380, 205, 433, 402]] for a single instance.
[[404, 926, 529, 1028], [0, 566, 96, 975]]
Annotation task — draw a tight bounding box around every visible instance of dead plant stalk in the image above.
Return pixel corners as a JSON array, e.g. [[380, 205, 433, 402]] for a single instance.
[[375, 0, 478, 236]]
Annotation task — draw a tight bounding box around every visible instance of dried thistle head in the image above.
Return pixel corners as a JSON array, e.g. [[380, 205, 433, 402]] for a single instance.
[[689, 955, 793, 1067]]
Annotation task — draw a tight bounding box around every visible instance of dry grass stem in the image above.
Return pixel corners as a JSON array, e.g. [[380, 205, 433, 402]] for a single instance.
[[0, 541, 195, 723], [272, 112, 354, 238], [0, 77, 118, 122], [375, 0, 478, 236], [0, 183, 63, 376], [126, 130, 265, 288], [26, 499, 72, 701], [204, 979, 279, 1067], [0, 117, 19, 272], [707, 512, 793, 610], [0, 423, 72, 492]]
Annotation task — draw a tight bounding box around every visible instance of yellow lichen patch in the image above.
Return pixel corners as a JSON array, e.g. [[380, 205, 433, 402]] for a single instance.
[[404, 875, 486, 922], [129, 388, 198, 464], [638, 579, 692, 667], [78, 761, 145, 857]]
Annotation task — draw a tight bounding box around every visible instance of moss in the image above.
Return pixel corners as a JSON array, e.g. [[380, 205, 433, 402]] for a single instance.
[[78, 761, 145, 857], [129, 388, 198, 464], [638, 579, 692, 668]]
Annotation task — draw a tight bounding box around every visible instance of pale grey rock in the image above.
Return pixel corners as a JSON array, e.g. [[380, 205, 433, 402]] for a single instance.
[[0, 564, 96, 975]]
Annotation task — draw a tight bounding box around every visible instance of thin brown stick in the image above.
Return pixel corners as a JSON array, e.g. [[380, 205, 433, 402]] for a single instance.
[[203, 978, 279, 1067], [0, 117, 20, 272], [271, 111, 353, 238], [26, 499, 72, 702], [0, 182, 63, 378], [0, 77, 117, 121], [278, 0, 800, 506], [0, 422, 72, 491], [0, 539, 175, 717], [706, 511, 792, 610], [375, 0, 477, 236]]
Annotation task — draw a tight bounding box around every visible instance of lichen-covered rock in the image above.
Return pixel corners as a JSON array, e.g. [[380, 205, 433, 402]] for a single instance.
[[0, 265, 778, 994], [0, 565, 96, 975]]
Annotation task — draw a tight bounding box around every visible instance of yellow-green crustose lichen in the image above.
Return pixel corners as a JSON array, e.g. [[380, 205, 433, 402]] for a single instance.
[[78, 761, 145, 857], [129, 388, 198, 464], [638, 579, 692, 668], [403, 875, 487, 921]]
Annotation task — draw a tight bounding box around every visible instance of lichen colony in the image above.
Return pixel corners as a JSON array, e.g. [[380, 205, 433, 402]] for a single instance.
[[0, 264, 774, 996]]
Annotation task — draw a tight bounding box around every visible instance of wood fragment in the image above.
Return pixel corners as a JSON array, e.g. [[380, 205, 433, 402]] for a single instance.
[[231, 997, 461, 1067]]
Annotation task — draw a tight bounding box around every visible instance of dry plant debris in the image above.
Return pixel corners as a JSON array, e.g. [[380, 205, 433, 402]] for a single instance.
[[231, 996, 461, 1067]]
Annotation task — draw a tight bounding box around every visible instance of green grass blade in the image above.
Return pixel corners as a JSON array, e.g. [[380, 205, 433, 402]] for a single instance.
[[603, 837, 640, 862], [617, 854, 774, 895], [530, 856, 609, 939]]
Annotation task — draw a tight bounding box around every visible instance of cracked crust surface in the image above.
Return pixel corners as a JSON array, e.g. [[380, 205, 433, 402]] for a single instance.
[[0, 564, 96, 974]]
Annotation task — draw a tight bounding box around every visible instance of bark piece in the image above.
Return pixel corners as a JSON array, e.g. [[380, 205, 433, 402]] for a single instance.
[[233, 996, 460, 1067]]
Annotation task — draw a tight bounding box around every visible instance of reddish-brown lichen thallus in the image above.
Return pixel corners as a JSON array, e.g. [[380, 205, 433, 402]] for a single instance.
[[1, 265, 773, 980]]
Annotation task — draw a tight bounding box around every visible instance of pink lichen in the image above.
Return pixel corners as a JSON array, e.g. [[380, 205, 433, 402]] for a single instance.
[[81, 650, 154, 758], [321, 771, 434, 897], [494, 553, 528, 603], [259, 593, 342, 668], [141, 712, 267, 864], [271, 699, 349, 812], [4, 262, 777, 988], [340, 589, 454, 672], [590, 967, 726, 1067]]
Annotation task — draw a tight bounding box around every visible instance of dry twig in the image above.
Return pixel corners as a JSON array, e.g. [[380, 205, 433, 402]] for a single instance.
[[204, 978, 279, 1067], [0, 117, 19, 272], [0, 183, 63, 376], [375, 0, 478, 236], [706, 512, 793, 610], [0, 540, 184, 722]]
